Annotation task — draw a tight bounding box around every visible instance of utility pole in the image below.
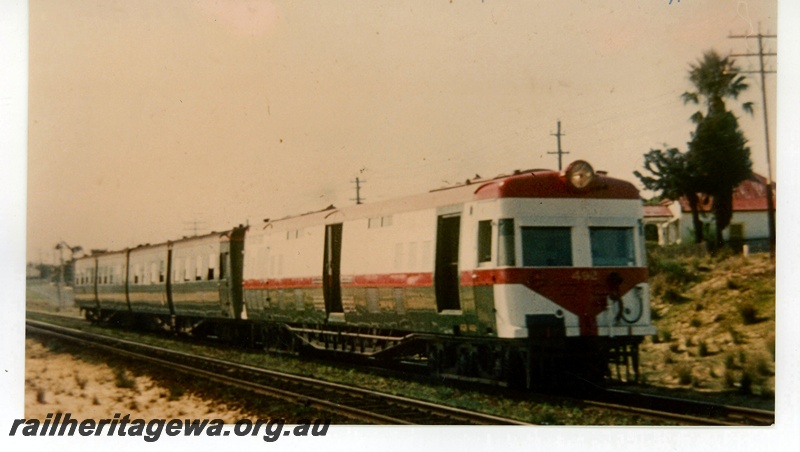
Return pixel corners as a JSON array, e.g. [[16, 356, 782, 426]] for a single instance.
[[729, 27, 776, 259], [548, 120, 569, 171], [183, 218, 207, 236], [351, 177, 365, 205], [55, 241, 82, 309]]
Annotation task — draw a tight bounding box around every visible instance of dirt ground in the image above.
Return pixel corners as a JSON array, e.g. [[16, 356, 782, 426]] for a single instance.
[[24, 337, 250, 422]]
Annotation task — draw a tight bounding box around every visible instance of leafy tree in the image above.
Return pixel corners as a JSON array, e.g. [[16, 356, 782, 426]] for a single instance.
[[634, 147, 704, 244], [682, 51, 753, 250]]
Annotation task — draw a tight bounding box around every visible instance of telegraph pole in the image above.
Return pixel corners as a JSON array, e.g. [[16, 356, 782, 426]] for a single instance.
[[183, 218, 207, 236], [351, 177, 365, 205], [548, 120, 569, 171], [729, 28, 776, 258], [55, 241, 82, 309]]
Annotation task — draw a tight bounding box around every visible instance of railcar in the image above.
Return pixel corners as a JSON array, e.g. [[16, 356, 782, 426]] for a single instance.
[[73, 229, 246, 330], [74, 161, 655, 387]]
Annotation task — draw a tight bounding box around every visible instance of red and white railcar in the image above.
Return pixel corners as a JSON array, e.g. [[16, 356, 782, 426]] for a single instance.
[[75, 160, 655, 386], [242, 161, 655, 384]]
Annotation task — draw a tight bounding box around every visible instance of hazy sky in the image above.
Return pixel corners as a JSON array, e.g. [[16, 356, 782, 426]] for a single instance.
[[26, 0, 778, 262]]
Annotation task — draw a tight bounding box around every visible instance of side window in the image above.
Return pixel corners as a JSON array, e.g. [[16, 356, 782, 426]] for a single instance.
[[207, 253, 216, 280], [393, 288, 406, 315], [498, 219, 516, 266], [477, 220, 492, 264], [590, 227, 635, 267], [521, 227, 573, 267], [366, 288, 380, 313]]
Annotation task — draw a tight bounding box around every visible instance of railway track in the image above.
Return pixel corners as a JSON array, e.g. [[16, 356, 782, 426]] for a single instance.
[[25, 319, 529, 425], [25, 315, 774, 426], [581, 388, 774, 426]]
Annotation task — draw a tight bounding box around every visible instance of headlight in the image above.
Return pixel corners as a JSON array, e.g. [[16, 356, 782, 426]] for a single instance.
[[565, 160, 594, 189]]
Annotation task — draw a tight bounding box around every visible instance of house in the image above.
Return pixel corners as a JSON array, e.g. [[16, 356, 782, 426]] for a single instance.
[[674, 173, 776, 252], [643, 201, 681, 245]]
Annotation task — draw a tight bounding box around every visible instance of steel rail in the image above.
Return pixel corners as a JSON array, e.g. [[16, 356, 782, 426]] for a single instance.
[[591, 388, 774, 426], [26, 315, 773, 426], [25, 319, 530, 425]]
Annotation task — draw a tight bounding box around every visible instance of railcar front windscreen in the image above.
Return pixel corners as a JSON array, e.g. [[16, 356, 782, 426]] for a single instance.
[[589, 227, 636, 267], [521, 227, 573, 267]]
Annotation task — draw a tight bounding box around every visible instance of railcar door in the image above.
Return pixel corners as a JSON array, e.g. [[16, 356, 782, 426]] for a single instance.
[[435, 214, 461, 312], [218, 250, 232, 317], [323, 223, 344, 315]]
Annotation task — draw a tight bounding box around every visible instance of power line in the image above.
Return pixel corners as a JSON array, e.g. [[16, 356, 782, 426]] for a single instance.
[[729, 27, 776, 258]]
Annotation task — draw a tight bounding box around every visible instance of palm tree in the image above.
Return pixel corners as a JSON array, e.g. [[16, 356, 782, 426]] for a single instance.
[[681, 50, 754, 123]]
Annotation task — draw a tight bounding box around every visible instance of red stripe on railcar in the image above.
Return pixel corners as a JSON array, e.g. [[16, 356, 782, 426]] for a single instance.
[[244, 267, 646, 336]]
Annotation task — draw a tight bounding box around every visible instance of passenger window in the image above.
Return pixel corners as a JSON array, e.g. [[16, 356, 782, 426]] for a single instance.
[[393, 288, 405, 314], [521, 227, 573, 267], [477, 220, 492, 263], [590, 227, 635, 267], [366, 288, 380, 313], [498, 219, 516, 266]]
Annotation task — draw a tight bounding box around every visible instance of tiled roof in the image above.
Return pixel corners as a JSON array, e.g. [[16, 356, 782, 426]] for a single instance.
[[643, 204, 673, 218], [678, 173, 776, 213]]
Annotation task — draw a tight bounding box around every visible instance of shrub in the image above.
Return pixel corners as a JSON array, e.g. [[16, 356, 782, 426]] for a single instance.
[[767, 334, 776, 360], [724, 353, 736, 370], [168, 383, 186, 401], [690, 318, 702, 328], [698, 341, 709, 357], [676, 363, 693, 385], [739, 371, 753, 395], [74, 374, 88, 390], [754, 355, 773, 377], [651, 308, 662, 320], [729, 327, 745, 345], [113, 368, 136, 390], [724, 370, 736, 388], [663, 288, 691, 304], [738, 302, 759, 325]]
